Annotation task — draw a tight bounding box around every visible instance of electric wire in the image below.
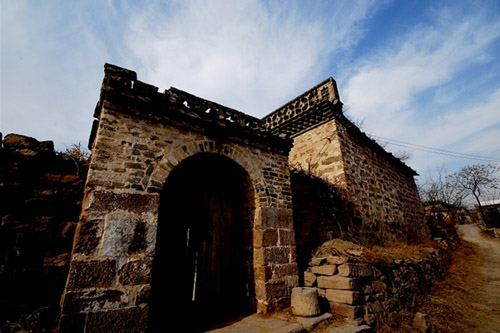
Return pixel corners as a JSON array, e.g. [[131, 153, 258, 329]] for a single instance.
[[371, 135, 500, 163]]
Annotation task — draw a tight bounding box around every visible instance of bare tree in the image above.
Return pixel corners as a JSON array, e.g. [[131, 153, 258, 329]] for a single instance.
[[446, 163, 500, 227], [420, 165, 461, 204], [418, 164, 467, 223]]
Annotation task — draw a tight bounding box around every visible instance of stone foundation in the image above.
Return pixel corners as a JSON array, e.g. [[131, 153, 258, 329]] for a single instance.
[[304, 250, 448, 326]]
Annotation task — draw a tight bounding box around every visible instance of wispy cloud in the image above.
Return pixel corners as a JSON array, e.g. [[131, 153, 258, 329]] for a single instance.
[[342, 2, 500, 173], [1, 1, 113, 147], [124, 0, 381, 116], [2, 0, 499, 179]]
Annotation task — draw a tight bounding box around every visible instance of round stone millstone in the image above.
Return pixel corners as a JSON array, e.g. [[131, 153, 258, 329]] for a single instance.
[[291, 287, 321, 317]]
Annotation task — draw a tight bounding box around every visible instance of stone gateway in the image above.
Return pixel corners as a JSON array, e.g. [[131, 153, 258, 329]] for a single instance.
[[57, 64, 424, 332]]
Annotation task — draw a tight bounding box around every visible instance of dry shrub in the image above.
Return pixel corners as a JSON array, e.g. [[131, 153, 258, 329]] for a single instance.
[[313, 237, 442, 265], [313, 238, 363, 258], [417, 240, 485, 332], [362, 241, 439, 264], [376, 239, 485, 332]]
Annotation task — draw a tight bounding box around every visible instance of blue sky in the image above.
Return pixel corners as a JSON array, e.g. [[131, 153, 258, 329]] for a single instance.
[[1, 0, 500, 196]]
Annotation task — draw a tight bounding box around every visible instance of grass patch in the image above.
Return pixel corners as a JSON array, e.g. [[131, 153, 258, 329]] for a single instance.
[[375, 239, 484, 332]]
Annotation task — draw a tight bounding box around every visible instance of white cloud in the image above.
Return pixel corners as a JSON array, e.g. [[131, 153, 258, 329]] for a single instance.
[[124, 0, 380, 116], [341, 4, 500, 175], [1, 0, 383, 148], [1, 1, 119, 149]]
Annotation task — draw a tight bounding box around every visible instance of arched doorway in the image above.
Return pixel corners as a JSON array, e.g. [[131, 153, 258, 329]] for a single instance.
[[149, 153, 256, 331]]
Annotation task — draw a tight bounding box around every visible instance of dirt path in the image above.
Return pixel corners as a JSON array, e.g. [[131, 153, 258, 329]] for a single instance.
[[457, 224, 500, 332]]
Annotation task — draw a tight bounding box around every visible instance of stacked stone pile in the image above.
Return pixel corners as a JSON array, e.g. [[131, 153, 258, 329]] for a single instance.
[[0, 133, 88, 332], [480, 225, 500, 238], [303, 249, 447, 326], [304, 256, 370, 321]]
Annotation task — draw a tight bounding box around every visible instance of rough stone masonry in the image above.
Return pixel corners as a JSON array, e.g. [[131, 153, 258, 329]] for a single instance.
[[58, 64, 299, 332], [58, 63, 424, 332]]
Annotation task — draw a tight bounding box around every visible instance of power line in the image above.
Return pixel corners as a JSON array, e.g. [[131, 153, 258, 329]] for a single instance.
[[371, 135, 500, 163]]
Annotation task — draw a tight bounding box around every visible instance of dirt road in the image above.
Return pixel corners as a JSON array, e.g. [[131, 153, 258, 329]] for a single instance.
[[457, 224, 500, 332]]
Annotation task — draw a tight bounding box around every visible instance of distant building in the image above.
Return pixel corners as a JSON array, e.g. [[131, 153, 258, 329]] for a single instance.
[[477, 199, 500, 227]]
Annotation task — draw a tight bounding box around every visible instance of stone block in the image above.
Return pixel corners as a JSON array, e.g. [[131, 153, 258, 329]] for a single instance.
[[118, 258, 153, 285], [136, 285, 151, 305], [278, 229, 296, 245], [311, 265, 337, 276], [67, 259, 116, 290], [264, 280, 288, 299], [254, 228, 278, 247], [317, 276, 359, 290], [3, 133, 41, 150], [325, 290, 362, 305], [88, 191, 160, 215], [329, 301, 365, 319], [257, 207, 293, 229], [62, 289, 128, 314], [337, 263, 373, 277], [73, 221, 101, 255], [304, 271, 317, 287], [326, 256, 349, 264], [86, 306, 149, 332], [263, 246, 291, 265], [310, 257, 327, 266], [273, 263, 299, 277], [100, 216, 155, 257], [291, 287, 320, 317]]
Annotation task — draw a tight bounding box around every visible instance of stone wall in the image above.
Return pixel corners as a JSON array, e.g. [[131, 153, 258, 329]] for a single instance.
[[304, 250, 448, 326], [264, 77, 426, 245], [290, 170, 355, 279], [58, 64, 298, 332], [0, 134, 87, 332], [335, 119, 426, 243], [290, 115, 426, 244], [289, 120, 347, 186]]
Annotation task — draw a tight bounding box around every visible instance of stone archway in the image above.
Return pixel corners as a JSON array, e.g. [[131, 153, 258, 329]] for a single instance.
[[149, 153, 256, 330], [58, 64, 299, 332]]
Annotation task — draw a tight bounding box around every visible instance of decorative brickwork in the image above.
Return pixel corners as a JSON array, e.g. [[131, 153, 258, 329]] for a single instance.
[[263, 77, 341, 137]]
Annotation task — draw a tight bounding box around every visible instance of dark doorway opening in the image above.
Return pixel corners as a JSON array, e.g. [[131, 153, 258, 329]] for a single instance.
[[149, 153, 255, 332]]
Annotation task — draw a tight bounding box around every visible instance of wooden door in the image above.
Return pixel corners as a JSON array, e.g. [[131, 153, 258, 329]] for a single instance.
[[194, 189, 245, 307], [151, 154, 253, 331]]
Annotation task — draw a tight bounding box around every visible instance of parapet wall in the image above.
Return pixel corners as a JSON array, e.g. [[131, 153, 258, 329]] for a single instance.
[[263, 77, 341, 137]]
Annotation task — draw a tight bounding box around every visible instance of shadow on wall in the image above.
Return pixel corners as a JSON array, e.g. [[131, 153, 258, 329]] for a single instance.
[[290, 169, 356, 280], [291, 169, 432, 283]]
